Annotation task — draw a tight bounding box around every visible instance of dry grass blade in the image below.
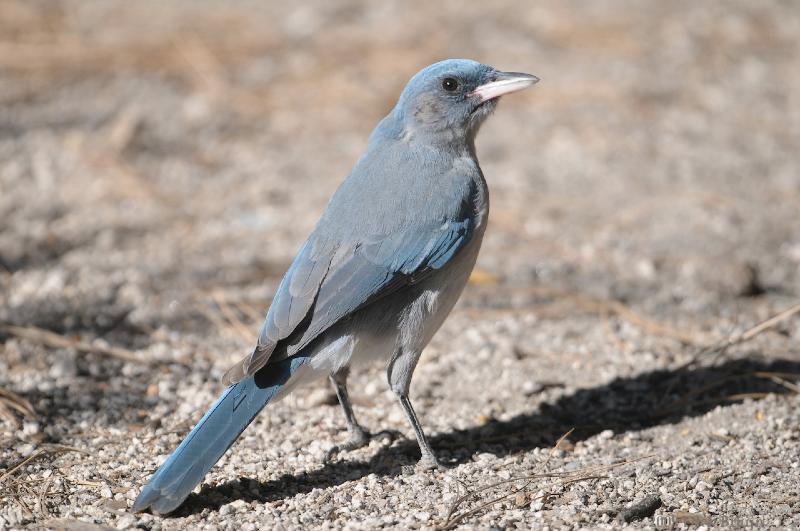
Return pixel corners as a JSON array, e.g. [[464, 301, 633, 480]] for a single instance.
[[1, 405, 25, 428], [550, 428, 575, 456], [38, 518, 115, 531], [442, 473, 562, 525], [37, 475, 53, 517], [196, 300, 251, 344], [14, 486, 35, 517], [724, 392, 772, 401], [654, 374, 744, 417], [439, 454, 656, 529], [555, 453, 657, 478], [464, 285, 702, 345], [0, 27, 273, 76], [0, 445, 87, 484], [0, 387, 36, 418], [738, 303, 800, 342], [0, 324, 142, 364], [655, 369, 800, 418], [587, 298, 700, 345], [442, 480, 536, 530], [211, 292, 256, 341], [683, 302, 800, 369], [754, 372, 800, 394], [440, 475, 602, 530], [0, 387, 36, 427]]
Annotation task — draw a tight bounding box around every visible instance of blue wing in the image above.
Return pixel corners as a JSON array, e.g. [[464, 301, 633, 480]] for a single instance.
[[222, 218, 472, 384]]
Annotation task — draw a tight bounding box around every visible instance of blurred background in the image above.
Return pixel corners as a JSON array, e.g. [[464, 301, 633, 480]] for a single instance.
[[1, 0, 799, 528]]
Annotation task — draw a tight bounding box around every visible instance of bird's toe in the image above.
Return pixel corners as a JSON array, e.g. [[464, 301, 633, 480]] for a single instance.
[[373, 428, 404, 444], [324, 427, 402, 462]]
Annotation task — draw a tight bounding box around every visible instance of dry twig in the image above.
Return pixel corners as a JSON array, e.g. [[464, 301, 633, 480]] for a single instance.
[[0, 445, 87, 485], [0, 324, 142, 364], [0, 387, 36, 427], [682, 302, 800, 369], [754, 372, 800, 394], [439, 454, 656, 529], [550, 428, 575, 456]]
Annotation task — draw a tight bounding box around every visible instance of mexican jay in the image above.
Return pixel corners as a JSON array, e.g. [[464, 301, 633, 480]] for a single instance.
[[133, 59, 538, 514]]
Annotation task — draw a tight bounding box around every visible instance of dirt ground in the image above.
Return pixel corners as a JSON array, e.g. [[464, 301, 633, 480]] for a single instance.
[[1, 0, 800, 529]]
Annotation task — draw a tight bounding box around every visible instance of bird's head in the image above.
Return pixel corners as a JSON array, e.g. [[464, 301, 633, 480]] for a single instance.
[[389, 59, 538, 145]]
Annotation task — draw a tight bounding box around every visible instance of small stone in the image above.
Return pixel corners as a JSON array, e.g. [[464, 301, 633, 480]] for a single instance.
[[116, 514, 136, 529], [230, 499, 248, 510], [695, 481, 712, 492], [515, 493, 528, 507], [21, 421, 40, 437], [598, 430, 614, 440], [530, 490, 546, 511]]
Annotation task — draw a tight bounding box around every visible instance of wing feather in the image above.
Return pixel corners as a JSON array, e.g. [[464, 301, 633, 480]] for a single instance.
[[222, 218, 472, 384]]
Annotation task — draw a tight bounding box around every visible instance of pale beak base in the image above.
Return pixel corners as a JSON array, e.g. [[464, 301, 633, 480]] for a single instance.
[[469, 72, 539, 103]]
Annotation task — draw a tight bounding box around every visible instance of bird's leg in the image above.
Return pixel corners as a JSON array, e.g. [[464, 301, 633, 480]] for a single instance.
[[387, 350, 440, 470], [329, 367, 369, 446], [325, 367, 400, 462], [395, 393, 439, 469]]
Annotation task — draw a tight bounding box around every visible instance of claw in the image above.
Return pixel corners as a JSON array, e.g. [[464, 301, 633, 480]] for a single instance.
[[324, 428, 404, 462]]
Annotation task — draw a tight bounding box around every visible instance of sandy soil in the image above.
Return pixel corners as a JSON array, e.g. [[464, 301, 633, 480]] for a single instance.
[[1, 1, 799, 529]]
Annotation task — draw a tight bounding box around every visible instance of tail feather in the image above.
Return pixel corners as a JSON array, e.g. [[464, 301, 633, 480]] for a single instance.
[[132, 356, 308, 515]]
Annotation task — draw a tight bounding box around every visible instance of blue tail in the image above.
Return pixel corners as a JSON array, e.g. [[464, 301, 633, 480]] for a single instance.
[[132, 356, 308, 514]]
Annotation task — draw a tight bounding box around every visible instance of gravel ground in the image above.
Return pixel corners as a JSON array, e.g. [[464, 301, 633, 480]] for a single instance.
[[2, 1, 800, 529]]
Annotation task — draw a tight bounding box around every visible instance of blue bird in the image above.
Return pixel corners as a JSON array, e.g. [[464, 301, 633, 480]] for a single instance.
[[133, 59, 538, 514]]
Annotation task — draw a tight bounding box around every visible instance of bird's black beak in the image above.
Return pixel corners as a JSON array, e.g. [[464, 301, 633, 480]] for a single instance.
[[469, 71, 539, 103]]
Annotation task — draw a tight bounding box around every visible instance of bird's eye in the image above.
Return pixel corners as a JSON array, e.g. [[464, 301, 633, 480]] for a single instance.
[[441, 77, 459, 92]]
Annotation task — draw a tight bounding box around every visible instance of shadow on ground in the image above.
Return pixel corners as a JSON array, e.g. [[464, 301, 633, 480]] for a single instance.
[[168, 355, 800, 516]]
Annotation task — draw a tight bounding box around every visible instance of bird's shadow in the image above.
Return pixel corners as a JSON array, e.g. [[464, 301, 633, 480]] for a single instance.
[[171, 354, 799, 517]]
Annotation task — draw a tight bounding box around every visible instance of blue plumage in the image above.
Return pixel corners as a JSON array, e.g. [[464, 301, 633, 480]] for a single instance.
[[132, 356, 308, 514], [133, 59, 537, 514]]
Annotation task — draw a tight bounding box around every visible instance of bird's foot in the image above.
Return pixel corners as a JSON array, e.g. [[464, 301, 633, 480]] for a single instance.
[[324, 428, 403, 462], [416, 453, 442, 471], [401, 454, 443, 476]]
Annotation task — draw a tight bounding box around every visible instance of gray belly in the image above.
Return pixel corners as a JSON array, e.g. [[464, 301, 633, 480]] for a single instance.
[[302, 229, 484, 375], [399, 235, 482, 351]]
